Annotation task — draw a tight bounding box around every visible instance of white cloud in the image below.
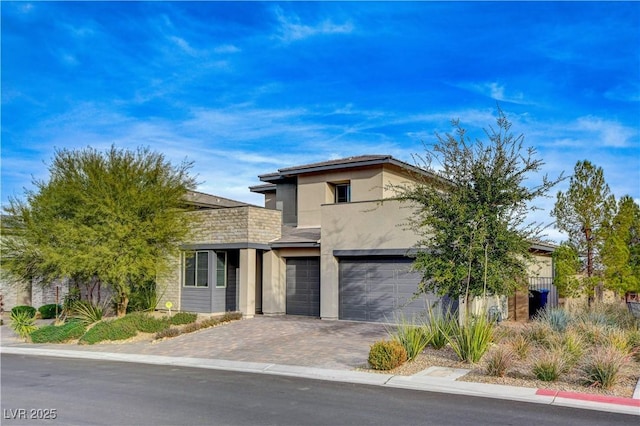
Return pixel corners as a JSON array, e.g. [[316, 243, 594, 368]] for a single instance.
[[574, 116, 637, 148], [214, 44, 240, 54], [454, 81, 529, 105], [273, 7, 353, 42]]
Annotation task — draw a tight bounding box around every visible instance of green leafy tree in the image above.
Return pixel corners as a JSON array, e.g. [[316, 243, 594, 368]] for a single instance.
[[1, 146, 197, 316], [601, 196, 640, 296], [552, 242, 582, 298], [551, 160, 616, 303], [394, 109, 562, 306]]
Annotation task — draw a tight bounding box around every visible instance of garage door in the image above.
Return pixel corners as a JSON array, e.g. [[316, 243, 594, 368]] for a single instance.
[[339, 257, 437, 322], [286, 257, 320, 317]]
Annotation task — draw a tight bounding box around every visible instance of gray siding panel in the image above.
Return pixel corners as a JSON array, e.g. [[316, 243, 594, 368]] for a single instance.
[[339, 257, 438, 323], [181, 287, 212, 313], [286, 257, 320, 317]]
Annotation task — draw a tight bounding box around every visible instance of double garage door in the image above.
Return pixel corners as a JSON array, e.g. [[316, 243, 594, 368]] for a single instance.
[[339, 257, 437, 322]]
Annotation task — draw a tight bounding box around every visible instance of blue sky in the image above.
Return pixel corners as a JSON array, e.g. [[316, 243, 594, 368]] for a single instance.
[[2, 1, 639, 242]]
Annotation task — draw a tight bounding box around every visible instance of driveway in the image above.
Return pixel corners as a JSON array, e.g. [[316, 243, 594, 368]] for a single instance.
[[1, 316, 389, 370]]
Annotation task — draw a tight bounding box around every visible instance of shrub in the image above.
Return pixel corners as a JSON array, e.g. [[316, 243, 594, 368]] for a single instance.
[[79, 319, 138, 345], [121, 312, 170, 333], [368, 340, 408, 370], [572, 321, 611, 346], [605, 328, 632, 354], [155, 327, 182, 340], [446, 314, 494, 363], [508, 334, 531, 360], [485, 346, 515, 377], [532, 351, 565, 382], [559, 330, 585, 369], [11, 305, 37, 318], [536, 308, 571, 333], [524, 321, 554, 348], [389, 315, 430, 361], [30, 320, 86, 343], [220, 311, 242, 322], [627, 329, 640, 362], [425, 308, 455, 350], [38, 304, 62, 320], [581, 347, 629, 389], [70, 301, 104, 325], [10, 309, 37, 340], [170, 312, 198, 325]]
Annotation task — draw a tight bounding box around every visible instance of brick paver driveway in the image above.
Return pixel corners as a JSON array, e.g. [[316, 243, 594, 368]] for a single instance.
[[2, 316, 389, 370]]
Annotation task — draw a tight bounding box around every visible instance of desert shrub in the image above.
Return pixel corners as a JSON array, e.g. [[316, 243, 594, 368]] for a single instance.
[[70, 301, 104, 325], [11, 305, 37, 318], [485, 346, 515, 377], [121, 312, 170, 333], [425, 308, 455, 350], [182, 321, 202, 333], [581, 347, 629, 389], [155, 327, 182, 340], [389, 315, 430, 361], [532, 351, 565, 382], [220, 311, 242, 322], [605, 328, 632, 354], [38, 304, 62, 320], [170, 312, 198, 325], [127, 280, 159, 313], [508, 334, 531, 360], [446, 314, 494, 363], [571, 321, 611, 346], [30, 320, 86, 343], [368, 340, 408, 371], [559, 330, 586, 369], [79, 319, 138, 345], [10, 309, 37, 340], [627, 329, 640, 362], [524, 321, 554, 348], [535, 308, 571, 333]]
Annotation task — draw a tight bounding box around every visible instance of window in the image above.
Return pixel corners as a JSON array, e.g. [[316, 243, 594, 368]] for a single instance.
[[335, 183, 351, 203], [184, 251, 209, 287], [215, 251, 227, 288]]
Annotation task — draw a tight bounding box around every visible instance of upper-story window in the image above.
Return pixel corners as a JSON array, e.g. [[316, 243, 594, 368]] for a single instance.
[[335, 183, 351, 203]]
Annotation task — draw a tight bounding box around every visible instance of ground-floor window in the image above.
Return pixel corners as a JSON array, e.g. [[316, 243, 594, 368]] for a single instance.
[[216, 251, 227, 288], [184, 251, 209, 287], [183, 250, 227, 288]]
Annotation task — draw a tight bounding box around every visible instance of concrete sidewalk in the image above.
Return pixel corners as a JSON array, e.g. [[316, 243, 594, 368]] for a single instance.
[[1, 316, 639, 416]]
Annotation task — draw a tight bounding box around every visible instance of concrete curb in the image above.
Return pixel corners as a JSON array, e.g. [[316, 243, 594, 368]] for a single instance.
[[2, 346, 639, 416]]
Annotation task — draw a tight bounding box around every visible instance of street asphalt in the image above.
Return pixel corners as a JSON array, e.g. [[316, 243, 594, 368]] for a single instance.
[[1, 315, 639, 416]]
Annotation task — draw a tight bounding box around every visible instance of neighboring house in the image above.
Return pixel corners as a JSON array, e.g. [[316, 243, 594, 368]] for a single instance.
[[159, 155, 556, 323]]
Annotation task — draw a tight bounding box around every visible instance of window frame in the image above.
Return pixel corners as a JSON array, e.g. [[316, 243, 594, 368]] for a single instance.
[[183, 250, 210, 288], [334, 183, 351, 203], [215, 251, 227, 288]]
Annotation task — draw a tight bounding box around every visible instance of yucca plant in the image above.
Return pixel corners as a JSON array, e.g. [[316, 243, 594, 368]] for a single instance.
[[70, 300, 105, 325], [535, 307, 571, 333], [446, 314, 494, 363], [389, 315, 431, 361], [10, 310, 38, 340], [424, 307, 456, 350]]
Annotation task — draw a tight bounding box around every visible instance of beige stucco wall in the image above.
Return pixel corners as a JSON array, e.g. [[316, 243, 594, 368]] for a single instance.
[[297, 167, 384, 227], [319, 199, 420, 319], [157, 206, 281, 312]]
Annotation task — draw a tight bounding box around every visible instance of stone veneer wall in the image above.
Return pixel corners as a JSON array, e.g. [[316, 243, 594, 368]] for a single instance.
[[158, 206, 281, 311]]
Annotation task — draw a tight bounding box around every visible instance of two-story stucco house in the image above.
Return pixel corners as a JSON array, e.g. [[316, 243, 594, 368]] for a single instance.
[[158, 155, 555, 323]]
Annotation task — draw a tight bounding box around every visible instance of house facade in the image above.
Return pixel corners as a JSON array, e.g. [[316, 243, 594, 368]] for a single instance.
[[159, 155, 555, 323]]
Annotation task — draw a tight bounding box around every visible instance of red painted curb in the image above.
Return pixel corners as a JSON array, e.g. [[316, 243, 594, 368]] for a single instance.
[[536, 389, 640, 408]]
